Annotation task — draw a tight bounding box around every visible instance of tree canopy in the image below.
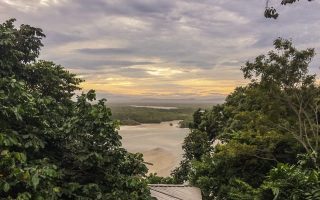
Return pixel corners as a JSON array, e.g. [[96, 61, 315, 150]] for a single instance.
[[172, 38, 320, 199], [0, 19, 152, 200]]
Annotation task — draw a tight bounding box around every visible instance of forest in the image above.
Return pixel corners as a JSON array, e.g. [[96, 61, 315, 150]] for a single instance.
[[110, 104, 200, 127]]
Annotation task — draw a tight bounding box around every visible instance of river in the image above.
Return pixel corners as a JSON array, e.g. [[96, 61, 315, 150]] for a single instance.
[[119, 120, 189, 177]]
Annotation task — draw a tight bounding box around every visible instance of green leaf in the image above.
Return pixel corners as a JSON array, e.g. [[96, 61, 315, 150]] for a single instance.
[[53, 187, 60, 193], [0, 150, 9, 156], [31, 174, 40, 189], [3, 182, 10, 192], [14, 152, 27, 163]]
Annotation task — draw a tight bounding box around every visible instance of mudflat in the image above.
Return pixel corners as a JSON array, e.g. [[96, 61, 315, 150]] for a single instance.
[[119, 120, 189, 177]]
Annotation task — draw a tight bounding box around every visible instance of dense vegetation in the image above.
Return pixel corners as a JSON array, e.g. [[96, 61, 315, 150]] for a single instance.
[[171, 38, 320, 199], [110, 104, 207, 127], [0, 19, 153, 200]]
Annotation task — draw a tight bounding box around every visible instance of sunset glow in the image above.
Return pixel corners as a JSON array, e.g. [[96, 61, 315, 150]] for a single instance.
[[1, 0, 319, 102]]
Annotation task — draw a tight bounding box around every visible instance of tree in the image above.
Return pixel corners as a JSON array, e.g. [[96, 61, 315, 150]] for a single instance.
[[182, 130, 211, 161], [242, 38, 320, 167], [265, 0, 314, 19], [171, 130, 210, 183], [0, 19, 152, 199], [175, 38, 320, 199], [190, 108, 204, 130]]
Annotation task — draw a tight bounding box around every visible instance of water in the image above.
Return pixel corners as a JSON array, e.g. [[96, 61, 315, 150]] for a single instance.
[[119, 120, 189, 176], [129, 105, 178, 110]]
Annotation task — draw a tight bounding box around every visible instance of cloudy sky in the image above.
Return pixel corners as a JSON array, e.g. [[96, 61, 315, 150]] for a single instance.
[[1, 0, 319, 103]]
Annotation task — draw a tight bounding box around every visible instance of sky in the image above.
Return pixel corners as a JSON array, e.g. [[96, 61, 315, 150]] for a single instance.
[[1, 0, 320, 103]]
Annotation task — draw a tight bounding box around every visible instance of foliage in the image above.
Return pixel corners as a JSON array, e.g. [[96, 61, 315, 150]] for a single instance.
[[242, 38, 320, 167], [194, 105, 228, 141], [171, 130, 210, 183], [259, 163, 320, 199], [110, 104, 202, 126], [171, 159, 191, 184], [174, 38, 320, 199], [146, 173, 177, 184], [182, 130, 211, 161], [265, 0, 314, 19], [178, 118, 193, 128], [190, 108, 204, 130], [189, 130, 297, 199], [0, 19, 152, 199], [228, 179, 260, 200]]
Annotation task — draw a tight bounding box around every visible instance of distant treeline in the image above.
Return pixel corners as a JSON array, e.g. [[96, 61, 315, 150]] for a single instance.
[[109, 105, 210, 127]]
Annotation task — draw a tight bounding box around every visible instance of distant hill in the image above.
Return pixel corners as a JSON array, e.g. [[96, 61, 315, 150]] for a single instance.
[[92, 91, 226, 104]]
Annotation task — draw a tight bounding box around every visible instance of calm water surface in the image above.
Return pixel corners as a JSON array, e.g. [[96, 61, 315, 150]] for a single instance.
[[129, 105, 178, 110], [119, 120, 189, 176]]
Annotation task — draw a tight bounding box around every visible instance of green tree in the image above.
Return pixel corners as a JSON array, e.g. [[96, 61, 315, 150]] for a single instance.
[[176, 38, 320, 199], [171, 130, 210, 183], [203, 105, 227, 141], [242, 38, 320, 167], [0, 19, 152, 200], [190, 108, 204, 130]]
